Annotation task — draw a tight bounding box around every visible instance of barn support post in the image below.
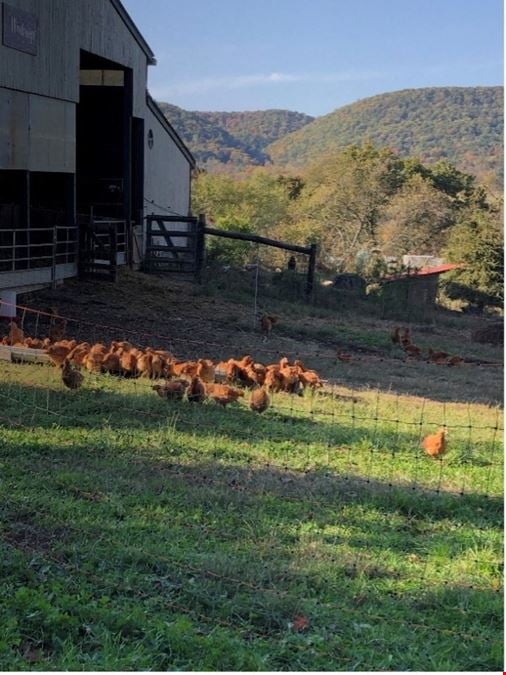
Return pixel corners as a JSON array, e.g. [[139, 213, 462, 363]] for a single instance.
[[306, 243, 317, 301], [195, 213, 206, 283]]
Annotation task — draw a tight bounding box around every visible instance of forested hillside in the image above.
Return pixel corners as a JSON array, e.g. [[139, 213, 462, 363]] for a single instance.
[[159, 87, 502, 181], [267, 87, 503, 181], [158, 103, 313, 171]]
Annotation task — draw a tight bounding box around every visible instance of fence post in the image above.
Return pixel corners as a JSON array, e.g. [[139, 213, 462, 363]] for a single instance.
[[195, 213, 206, 283], [51, 224, 57, 289], [306, 243, 317, 301]]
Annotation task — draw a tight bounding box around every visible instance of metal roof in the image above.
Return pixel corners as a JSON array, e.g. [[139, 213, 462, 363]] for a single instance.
[[383, 263, 462, 283]]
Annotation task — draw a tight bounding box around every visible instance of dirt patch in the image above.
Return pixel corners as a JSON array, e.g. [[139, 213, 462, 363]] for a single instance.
[[15, 269, 503, 405]]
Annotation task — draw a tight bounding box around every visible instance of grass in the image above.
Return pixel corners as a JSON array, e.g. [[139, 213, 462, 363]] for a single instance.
[[0, 357, 502, 671]]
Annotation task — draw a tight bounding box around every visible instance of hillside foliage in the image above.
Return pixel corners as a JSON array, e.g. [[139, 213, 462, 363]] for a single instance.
[[158, 103, 313, 172], [267, 87, 503, 183], [160, 87, 503, 182]]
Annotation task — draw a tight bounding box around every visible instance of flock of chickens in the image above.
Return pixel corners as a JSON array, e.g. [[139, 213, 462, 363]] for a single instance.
[[3, 317, 323, 414], [391, 326, 464, 366], [4, 314, 449, 457]]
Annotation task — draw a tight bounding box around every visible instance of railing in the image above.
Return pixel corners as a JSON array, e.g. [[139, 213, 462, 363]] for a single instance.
[[0, 225, 78, 273]]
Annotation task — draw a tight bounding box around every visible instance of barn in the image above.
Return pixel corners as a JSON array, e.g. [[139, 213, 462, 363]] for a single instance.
[[0, 0, 195, 310]]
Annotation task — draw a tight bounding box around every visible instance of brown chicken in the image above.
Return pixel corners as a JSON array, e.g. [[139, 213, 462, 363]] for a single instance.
[[299, 369, 323, 390], [447, 355, 464, 367], [173, 360, 199, 378], [428, 347, 449, 362], [421, 428, 447, 459], [196, 358, 216, 383], [187, 376, 206, 403], [61, 359, 84, 390], [336, 350, 352, 363], [264, 365, 284, 392], [390, 326, 401, 345], [279, 357, 303, 395], [404, 343, 421, 358], [249, 387, 270, 413], [8, 321, 24, 346], [48, 307, 67, 343], [152, 379, 189, 401], [120, 349, 139, 377], [101, 350, 121, 374], [205, 383, 244, 407], [400, 327, 411, 347], [47, 341, 74, 367], [83, 343, 107, 372], [23, 337, 45, 349], [67, 342, 91, 367], [260, 314, 277, 338]]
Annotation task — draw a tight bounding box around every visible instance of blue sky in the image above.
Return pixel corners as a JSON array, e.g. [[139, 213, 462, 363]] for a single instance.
[[122, 0, 503, 116]]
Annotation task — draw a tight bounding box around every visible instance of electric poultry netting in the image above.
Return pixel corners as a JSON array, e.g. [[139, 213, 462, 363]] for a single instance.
[[0, 301, 503, 666]]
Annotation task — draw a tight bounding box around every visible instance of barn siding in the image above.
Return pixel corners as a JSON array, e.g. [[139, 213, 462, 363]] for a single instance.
[[0, 0, 147, 116], [144, 106, 192, 219]]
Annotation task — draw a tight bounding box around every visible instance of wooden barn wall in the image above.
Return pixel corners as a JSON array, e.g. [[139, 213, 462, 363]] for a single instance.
[[0, 0, 147, 116], [144, 105, 192, 220]]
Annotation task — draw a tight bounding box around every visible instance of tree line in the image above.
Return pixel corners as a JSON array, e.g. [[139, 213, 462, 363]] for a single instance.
[[192, 144, 503, 304]]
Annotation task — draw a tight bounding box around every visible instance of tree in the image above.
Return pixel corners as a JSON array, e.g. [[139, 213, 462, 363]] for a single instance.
[[288, 145, 404, 268], [378, 174, 453, 256], [443, 205, 503, 303]]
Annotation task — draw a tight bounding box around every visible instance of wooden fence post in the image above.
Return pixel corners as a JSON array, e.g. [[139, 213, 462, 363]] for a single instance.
[[195, 213, 206, 283], [306, 243, 317, 301]]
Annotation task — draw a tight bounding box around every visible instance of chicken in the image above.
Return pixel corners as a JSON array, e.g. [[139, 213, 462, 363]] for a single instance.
[[148, 350, 165, 379], [120, 349, 139, 377], [23, 337, 45, 349], [67, 342, 91, 367], [279, 357, 303, 395], [264, 365, 284, 392], [421, 428, 447, 459], [110, 340, 135, 353], [187, 376, 206, 403], [205, 383, 244, 407], [101, 350, 121, 374], [447, 355, 464, 367], [249, 387, 270, 413], [46, 341, 74, 367], [400, 328, 411, 348], [196, 358, 215, 383], [403, 343, 421, 358], [390, 326, 401, 345], [428, 347, 449, 363], [8, 321, 24, 346], [152, 379, 189, 401], [298, 369, 323, 390], [48, 307, 67, 343], [173, 360, 199, 378], [61, 359, 84, 390], [136, 351, 153, 378], [83, 343, 107, 372], [260, 314, 277, 339], [251, 362, 267, 385], [336, 349, 352, 363]]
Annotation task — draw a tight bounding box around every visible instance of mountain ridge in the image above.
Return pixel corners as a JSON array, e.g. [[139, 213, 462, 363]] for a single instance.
[[159, 86, 503, 180]]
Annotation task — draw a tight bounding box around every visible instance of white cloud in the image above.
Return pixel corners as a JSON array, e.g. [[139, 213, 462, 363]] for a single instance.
[[150, 69, 385, 99]]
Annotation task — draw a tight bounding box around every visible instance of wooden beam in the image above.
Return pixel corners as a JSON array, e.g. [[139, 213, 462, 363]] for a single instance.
[[202, 226, 312, 255]]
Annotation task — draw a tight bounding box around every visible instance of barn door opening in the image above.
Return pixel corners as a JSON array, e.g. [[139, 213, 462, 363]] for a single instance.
[[76, 51, 133, 273]]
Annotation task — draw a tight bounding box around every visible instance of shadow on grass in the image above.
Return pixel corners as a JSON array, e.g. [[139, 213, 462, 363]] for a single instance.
[[1, 425, 502, 671]]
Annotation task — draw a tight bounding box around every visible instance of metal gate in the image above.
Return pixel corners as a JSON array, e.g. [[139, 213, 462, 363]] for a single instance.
[[144, 214, 204, 278], [78, 215, 126, 282]]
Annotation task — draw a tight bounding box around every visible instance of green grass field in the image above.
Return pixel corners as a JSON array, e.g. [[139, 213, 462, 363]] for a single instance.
[[0, 356, 502, 671]]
